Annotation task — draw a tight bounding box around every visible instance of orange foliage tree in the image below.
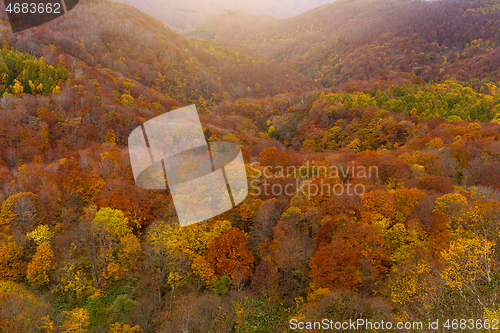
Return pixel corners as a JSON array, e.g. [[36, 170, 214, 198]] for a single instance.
[[309, 238, 361, 291], [207, 228, 255, 284], [27, 242, 54, 287]]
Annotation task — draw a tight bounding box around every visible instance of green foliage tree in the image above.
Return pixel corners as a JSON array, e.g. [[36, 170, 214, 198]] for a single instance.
[[0, 43, 69, 96], [213, 275, 231, 296], [107, 294, 136, 325]]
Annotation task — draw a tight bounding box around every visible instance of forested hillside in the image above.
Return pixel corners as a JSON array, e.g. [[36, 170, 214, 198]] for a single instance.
[[192, 0, 500, 87], [1, 0, 500, 332], [0, 0, 319, 106], [190, 0, 424, 58]]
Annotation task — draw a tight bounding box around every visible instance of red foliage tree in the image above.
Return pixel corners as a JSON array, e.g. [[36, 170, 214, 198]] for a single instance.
[[309, 238, 361, 291], [207, 228, 255, 283]]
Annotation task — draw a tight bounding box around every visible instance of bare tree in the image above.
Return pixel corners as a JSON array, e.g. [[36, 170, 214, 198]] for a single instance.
[[249, 198, 283, 250], [75, 218, 110, 288], [142, 220, 190, 311]]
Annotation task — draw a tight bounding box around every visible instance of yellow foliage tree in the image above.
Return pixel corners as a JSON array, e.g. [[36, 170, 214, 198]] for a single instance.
[[385, 223, 427, 264], [27, 225, 53, 245], [0, 281, 54, 331], [60, 308, 89, 333], [146, 219, 232, 288], [0, 234, 24, 280], [347, 138, 362, 152], [121, 93, 134, 107], [393, 188, 425, 223], [433, 192, 469, 235], [107, 233, 141, 281], [441, 235, 494, 296], [28, 80, 35, 91], [109, 323, 142, 333], [191, 255, 215, 284], [53, 262, 95, 301], [157, 220, 232, 261], [104, 129, 117, 144], [12, 79, 23, 94], [39, 316, 55, 332], [426, 137, 443, 150], [93, 207, 131, 239], [360, 189, 395, 228], [27, 242, 54, 287], [391, 262, 435, 321], [0, 192, 37, 227]]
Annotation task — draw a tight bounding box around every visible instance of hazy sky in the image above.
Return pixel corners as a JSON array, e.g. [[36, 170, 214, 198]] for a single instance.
[[115, 0, 338, 31], [133, 0, 338, 18], [177, 0, 338, 18]]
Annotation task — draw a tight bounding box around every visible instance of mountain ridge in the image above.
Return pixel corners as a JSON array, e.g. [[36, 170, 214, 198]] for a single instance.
[[0, 0, 320, 106], [111, 0, 338, 32], [190, 0, 500, 86]]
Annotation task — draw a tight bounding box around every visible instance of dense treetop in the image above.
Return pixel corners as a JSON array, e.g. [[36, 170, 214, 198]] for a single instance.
[[1, 0, 500, 331]]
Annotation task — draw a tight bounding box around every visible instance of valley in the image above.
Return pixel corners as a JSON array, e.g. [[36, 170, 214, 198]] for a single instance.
[[0, 0, 499, 331]]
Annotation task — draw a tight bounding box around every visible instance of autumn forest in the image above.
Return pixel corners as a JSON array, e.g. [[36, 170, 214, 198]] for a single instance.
[[0, 0, 500, 331]]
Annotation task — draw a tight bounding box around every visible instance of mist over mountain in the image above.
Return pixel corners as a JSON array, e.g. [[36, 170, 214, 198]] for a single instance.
[[111, 0, 337, 32], [191, 0, 500, 87], [187, 9, 277, 40]]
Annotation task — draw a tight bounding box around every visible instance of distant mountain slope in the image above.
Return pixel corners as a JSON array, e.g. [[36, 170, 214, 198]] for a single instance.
[[111, 0, 337, 32], [191, 0, 500, 87], [186, 9, 276, 41], [292, 0, 500, 86], [0, 0, 320, 105], [190, 0, 423, 55]]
